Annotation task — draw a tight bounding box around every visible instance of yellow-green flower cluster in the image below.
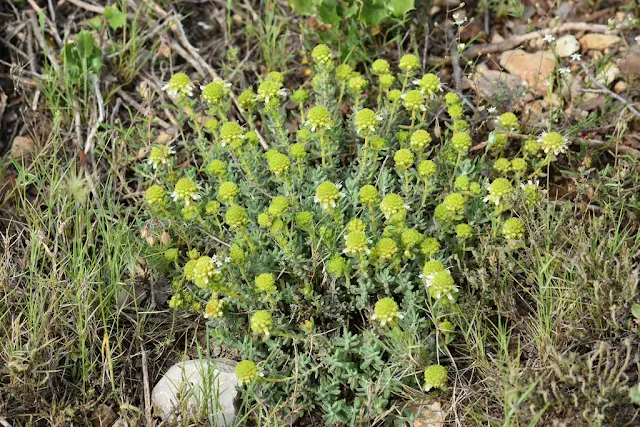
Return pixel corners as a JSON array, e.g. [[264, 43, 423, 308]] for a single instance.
[[235, 360, 259, 385], [502, 217, 525, 240], [410, 130, 432, 151], [343, 230, 370, 256], [371, 297, 403, 326], [172, 178, 200, 205], [162, 72, 194, 97], [255, 273, 277, 294], [201, 78, 231, 107], [425, 270, 457, 300], [306, 106, 334, 132], [204, 297, 224, 319], [355, 108, 382, 136], [380, 194, 407, 223], [424, 364, 448, 391], [147, 145, 174, 169], [250, 310, 273, 337], [315, 181, 341, 210], [414, 73, 442, 99], [145, 185, 166, 207]]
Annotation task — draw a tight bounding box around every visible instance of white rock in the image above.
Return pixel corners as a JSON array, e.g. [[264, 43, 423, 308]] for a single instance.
[[595, 64, 621, 86], [554, 35, 580, 58], [580, 34, 622, 51], [152, 359, 238, 425]]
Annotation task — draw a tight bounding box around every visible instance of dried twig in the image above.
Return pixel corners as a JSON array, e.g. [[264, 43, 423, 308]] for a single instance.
[[84, 74, 104, 155], [465, 22, 617, 58], [116, 89, 172, 129], [28, 12, 59, 73], [580, 64, 640, 119], [583, 139, 640, 159], [62, 0, 105, 14], [448, 27, 462, 93], [139, 339, 153, 427]]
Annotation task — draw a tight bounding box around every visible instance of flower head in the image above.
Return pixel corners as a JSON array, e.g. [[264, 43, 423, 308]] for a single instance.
[[225, 205, 248, 230], [495, 112, 519, 131], [375, 237, 398, 262], [171, 178, 200, 205], [327, 254, 347, 276], [445, 92, 461, 107], [255, 273, 277, 294], [402, 90, 426, 112], [380, 194, 407, 222], [451, 132, 472, 154], [425, 270, 458, 300], [538, 131, 569, 156], [218, 181, 239, 203], [372, 297, 403, 326], [335, 64, 353, 81], [410, 130, 432, 151], [415, 73, 442, 99], [267, 153, 291, 176], [306, 106, 334, 132], [542, 34, 556, 43], [162, 72, 194, 97], [484, 178, 513, 206], [359, 185, 379, 206], [205, 201, 221, 215], [250, 310, 273, 337], [371, 59, 391, 75], [355, 108, 382, 135], [220, 121, 244, 146], [235, 360, 259, 385], [204, 297, 224, 319], [394, 149, 415, 170], [418, 160, 437, 180], [424, 364, 448, 391], [315, 181, 341, 210], [201, 79, 231, 106], [229, 244, 245, 265], [348, 75, 368, 94], [511, 157, 527, 174], [379, 74, 395, 88], [399, 54, 421, 73], [448, 104, 464, 119], [420, 237, 441, 257], [257, 79, 286, 104], [312, 44, 333, 67], [523, 139, 541, 157], [207, 159, 228, 178], [192, 256, 220, 289], [268, 196, 290, 217], [571, 53, 581, 61], [493, 158, 511, 175], [147, 145, 174, 169], [455, 223, 473, 240], [237, 88, 256, 111], [343, 231, 370, 256], [387, 89, 403, 103], [502, 217, 525, 240], [291, 88, 310, 104], [145, 185, 166, 207]]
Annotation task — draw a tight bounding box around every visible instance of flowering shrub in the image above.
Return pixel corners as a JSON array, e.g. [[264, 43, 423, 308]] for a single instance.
[[138, 45, 563, 423]]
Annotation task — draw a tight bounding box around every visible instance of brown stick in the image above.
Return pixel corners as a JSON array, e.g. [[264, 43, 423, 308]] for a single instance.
[[465, 22, 617, 58], [580, 64, 640, 119]]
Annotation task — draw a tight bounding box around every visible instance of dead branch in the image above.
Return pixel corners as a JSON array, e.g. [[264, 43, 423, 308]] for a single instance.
[[465, 22, 617, 58]]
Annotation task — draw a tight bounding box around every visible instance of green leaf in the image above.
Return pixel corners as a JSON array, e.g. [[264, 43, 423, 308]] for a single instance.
[[104, 5, 126, 30], [288, 0, 315, 15], [317, 0, 341, 26], [387, 0, 414, 17], [86, 16, 104, 31], [632, 303, 640, 320], [359, 0, 389, 25], [75, 30, 96, 60]]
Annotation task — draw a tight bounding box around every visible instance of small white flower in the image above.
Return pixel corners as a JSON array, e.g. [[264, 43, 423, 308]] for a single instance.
[[544, 81, 550, 87], [559, 67, 571, 75], [570, 53, 581, 61], [458, 43, 465, 50], [542, 34, 555, 43], [487, 106, 497, 114]]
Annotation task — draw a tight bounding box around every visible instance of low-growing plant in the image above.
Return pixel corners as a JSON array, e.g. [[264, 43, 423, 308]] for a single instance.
[[137, 44, 574, 424]]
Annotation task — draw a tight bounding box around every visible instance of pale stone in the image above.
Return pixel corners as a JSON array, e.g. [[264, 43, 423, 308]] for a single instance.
[[499, 49, 556, 93], [614, 81, 627, 94], [579, 34, 622, 51], [554, 35, 580, 58], [469, 64, 524, 101], [152, 359, 238, 425], [10, 136, 34, 158], [595, 64, 620, 86]]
